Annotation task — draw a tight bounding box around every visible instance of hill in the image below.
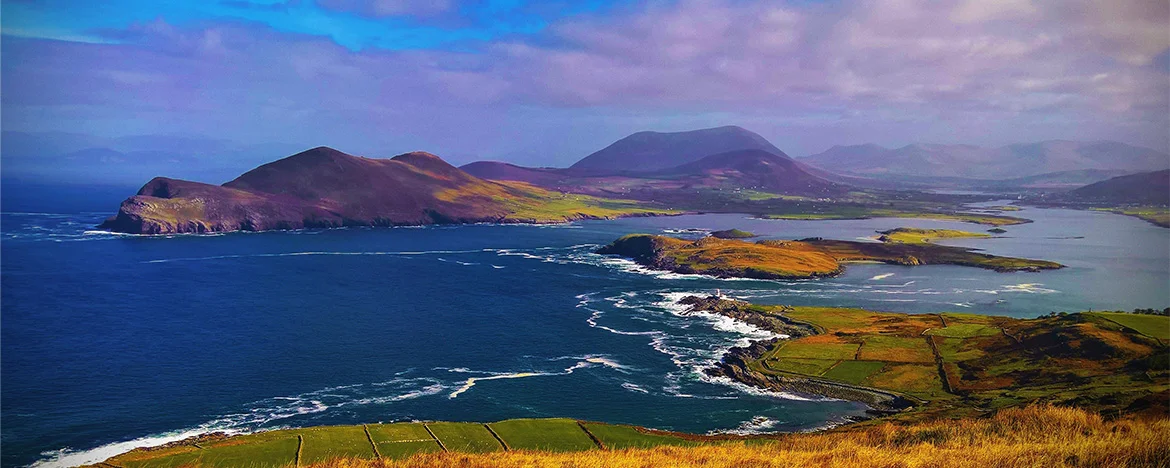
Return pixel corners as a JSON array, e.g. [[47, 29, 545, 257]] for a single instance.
[[1068, 170, 1170, 205], [596, 234, 1061, 279], [801, 140, 1169, 180], [98, 147, 672, 234], [569, 126, 784, 173], [651, 149, 843, 195]]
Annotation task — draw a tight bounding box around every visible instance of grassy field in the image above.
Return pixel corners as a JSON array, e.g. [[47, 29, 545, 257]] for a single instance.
[[821, 360, 887, 385], [877, 227, 991, 244], [720, 299, 1169, 414], [1090, 206, 1170, 228], [366, 424, 442, 459], [301, 406, 1167, 467], [100, 407, 1170, 468], [486, 419, 598, 452], [1088, 312, 1170, 342], [926, 323, 1001, 338], [422, 422, 503, 453], [579, 423, 697, 449], [299, 425, 375, 464]]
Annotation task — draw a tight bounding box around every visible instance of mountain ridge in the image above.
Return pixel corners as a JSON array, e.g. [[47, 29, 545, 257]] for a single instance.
[[99, 147, 671, 234]]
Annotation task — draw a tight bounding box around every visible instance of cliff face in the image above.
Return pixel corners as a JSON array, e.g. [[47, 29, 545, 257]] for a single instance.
[[99, 147, 662, 234]]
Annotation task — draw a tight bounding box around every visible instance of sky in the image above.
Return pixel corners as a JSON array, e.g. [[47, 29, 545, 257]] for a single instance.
[[2, 0, 1168, 168]]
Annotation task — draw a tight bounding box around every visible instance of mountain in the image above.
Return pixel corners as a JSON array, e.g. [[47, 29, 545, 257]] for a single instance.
[[1067, 170, 1170, 205], [801, 141, 1169, 180], [99, 147, 667, 234], [652, 149, 843, 195], [462, 127, 842, 198], [569, 126, 783, 173]]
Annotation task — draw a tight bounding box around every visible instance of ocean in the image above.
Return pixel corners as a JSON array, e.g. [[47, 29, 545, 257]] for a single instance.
[[2, 202, 1167, 467]]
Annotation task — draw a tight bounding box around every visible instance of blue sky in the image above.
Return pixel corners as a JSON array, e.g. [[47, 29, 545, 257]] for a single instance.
[[3, 0, 617, 50], [2, 0, 1167, 173]]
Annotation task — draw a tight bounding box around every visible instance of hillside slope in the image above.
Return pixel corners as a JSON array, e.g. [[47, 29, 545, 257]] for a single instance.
[[1068, 169, 1170, 205]]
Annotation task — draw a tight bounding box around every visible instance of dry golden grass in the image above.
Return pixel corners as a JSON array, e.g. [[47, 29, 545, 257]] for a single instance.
[[303, 406, 1169, 468], [661, 237, 843, 278]]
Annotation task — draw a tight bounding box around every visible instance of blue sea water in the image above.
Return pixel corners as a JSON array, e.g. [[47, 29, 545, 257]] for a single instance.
[[2, 204, 1167, 467]]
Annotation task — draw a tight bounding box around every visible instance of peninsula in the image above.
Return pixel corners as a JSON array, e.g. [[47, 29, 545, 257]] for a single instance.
[[687, 295, 1169, 421], [596, 233, 1062, 279], [98, 147, 674, 234]]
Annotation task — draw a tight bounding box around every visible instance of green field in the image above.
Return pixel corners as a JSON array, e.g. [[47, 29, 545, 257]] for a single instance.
[[366, 423, 442, 459], [926, 323, 1001, 338], [764, 357, 839, 375], [118, 431, 299, 468], [1089, 312, 1169, 342], [821, 360, 887, 385], [298, 425, 375, 464], [487, 418, 599, 452], [580, 423, 696, 449], [424, 422, 503, 453], [857, 336, 935, 363], [772, 342, 859, 360]]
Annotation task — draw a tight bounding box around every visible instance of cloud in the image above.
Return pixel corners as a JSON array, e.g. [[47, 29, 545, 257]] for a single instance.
[[2, 0, 1167, 163], [316, 0, 454, 17]]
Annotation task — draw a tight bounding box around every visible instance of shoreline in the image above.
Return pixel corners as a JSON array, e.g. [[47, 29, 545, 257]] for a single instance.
[[673, 295, 917, 414], [96, 209, 687, 236]]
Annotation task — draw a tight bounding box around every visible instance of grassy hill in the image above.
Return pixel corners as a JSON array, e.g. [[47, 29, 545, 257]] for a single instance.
[[596, 234, 1061, 279]]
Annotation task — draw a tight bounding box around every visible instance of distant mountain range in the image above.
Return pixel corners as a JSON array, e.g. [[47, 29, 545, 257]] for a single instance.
[[462, 127, 1167, 193], [800, 141, 1169, 180], [1, 131, 304, 185]]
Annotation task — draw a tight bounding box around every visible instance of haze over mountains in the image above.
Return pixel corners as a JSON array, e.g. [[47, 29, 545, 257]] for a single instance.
[[6, 126, 1167, 192], [800, 141, 1169, 181]]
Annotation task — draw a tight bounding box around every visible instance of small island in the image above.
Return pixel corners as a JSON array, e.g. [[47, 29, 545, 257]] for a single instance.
[[596, 233, 1062, 279], [709, 228, 757, 239], [876, 227, 990, 244]]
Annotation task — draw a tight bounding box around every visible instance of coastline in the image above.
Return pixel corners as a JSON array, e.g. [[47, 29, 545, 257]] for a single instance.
[[674, 295, 917, 414], [96, 210, 686, 236]]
